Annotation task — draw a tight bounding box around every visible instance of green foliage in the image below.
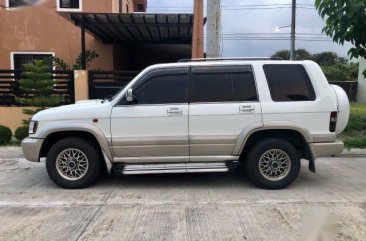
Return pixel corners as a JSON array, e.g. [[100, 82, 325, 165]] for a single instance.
[[345, 113, 366, 133], [341, 104, 366, 149], [321, 63, 359, 81], [344, 135, 366, 149], [0, 125, 12, 145], [315, 0, 366, 76], [272, 49, 358, 81], [272, 49, 312, 60], [73, 50, 99, 70], [45, 56, 69, 70], [16, 60, 63, 108], [46, 50, 99, 70], [313, 52, 348, 66], [15, 126, 28, 142], [15, 60, 63, 126]]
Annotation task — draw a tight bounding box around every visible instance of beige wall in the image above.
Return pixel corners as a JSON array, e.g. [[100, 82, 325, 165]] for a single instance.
[[0, 0, 118, 70], [0, 107, 37, 132]]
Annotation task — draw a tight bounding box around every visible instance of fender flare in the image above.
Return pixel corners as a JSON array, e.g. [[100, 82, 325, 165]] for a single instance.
[[38, 122, 113, 169], [233, 121, 313, 156]]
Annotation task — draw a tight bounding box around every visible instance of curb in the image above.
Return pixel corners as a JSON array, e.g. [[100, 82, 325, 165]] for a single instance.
[[336, 149, 366, 158]]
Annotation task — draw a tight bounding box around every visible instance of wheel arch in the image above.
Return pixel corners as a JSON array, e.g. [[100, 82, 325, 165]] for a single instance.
[[38, 123, 113, 172], [234, 121, 315, 172]]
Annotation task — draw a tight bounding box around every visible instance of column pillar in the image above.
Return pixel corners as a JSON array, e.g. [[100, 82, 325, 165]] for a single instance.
[[74, 70, 89, 102]]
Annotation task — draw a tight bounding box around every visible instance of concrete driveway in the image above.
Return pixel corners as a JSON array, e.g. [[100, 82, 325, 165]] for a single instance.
[[0, 147, 366, 241]]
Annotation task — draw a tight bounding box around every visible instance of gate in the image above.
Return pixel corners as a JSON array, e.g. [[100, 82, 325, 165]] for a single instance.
[[88, 71, 139, 99], [0, 69, 75, 106]]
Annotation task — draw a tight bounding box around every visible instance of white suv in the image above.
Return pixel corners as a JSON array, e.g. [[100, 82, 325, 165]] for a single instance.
[[21, 58, 350, 189]]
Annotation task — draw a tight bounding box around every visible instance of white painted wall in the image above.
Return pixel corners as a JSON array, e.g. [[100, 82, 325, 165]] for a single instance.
[[357, 58, 366, 103]]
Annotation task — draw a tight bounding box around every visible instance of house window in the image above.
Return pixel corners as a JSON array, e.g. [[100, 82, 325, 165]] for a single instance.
[[11, 52, 54, 70], [7, 0, 40, 8], [137, 4, 145, 12], [126, 2, 129, 13], [57, 0, 82, 11]]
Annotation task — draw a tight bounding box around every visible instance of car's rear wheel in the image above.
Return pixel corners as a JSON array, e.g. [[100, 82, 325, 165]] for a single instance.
[[46, 137, 101, 189], [245, 138, 300, 189]]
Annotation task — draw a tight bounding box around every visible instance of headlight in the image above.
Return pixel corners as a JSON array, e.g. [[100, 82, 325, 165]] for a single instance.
[[29, 121, 38, 134]]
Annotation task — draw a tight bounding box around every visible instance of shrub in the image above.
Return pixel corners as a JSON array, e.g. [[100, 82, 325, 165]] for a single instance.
[[15, 126, 29, 141], [0, 125, 12, 145], [344, 113, 366, 133], [344, 135, 366, 149]]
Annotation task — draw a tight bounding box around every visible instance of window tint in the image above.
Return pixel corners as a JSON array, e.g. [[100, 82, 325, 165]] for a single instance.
[[263, 64, 316, 102], [232, 73, 258, 102], [191, 66, 257, 103], [130, 71, 188, 105]]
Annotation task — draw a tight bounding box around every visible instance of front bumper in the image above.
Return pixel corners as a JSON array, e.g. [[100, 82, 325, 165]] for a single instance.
[[21, 137, 44, 162], [310, 141, 344, 158]]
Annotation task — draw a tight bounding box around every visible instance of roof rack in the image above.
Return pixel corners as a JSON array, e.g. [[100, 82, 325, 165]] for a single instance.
[[178, 57, 283, 63]]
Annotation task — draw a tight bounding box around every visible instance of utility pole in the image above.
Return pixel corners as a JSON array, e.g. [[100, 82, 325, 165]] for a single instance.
[[206, 0, 221, 58], [290, 0, 296, 60], [192, 0, 204, 58]]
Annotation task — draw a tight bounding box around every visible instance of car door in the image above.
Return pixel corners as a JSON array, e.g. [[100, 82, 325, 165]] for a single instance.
[[111, 67, 190, 163], [189, 65, 262, 161]]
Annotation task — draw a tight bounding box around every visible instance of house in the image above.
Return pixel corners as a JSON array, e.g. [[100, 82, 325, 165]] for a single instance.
[[0, 0, 198, 132], [0, 0, 193, 71]]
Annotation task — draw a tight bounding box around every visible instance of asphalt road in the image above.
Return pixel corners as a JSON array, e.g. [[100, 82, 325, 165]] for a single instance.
[[0, 147, 366, 241]]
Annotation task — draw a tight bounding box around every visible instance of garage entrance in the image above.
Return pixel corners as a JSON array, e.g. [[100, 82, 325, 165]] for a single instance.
[[62, 12, 194, 98]]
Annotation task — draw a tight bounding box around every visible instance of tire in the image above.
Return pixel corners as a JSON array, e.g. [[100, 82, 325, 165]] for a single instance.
[[46, 137, 101, 189], [245, 138, 301, 189]]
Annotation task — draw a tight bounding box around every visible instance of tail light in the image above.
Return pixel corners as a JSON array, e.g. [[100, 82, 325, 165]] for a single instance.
[[329, 111, 338, 132]]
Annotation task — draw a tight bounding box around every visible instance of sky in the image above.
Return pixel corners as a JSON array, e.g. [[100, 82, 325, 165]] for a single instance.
[[146, 0, 353, 59]]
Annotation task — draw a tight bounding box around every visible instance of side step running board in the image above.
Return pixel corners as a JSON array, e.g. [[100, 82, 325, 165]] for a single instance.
[[113, 162, 237, 175]]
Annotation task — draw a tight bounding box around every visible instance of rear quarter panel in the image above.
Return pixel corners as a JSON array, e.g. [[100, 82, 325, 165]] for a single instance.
[[253, 61, 338, 142]]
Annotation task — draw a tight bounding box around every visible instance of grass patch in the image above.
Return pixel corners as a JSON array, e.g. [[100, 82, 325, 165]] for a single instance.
[[341, 103, 366, 149], [343, 133, 366, 149]]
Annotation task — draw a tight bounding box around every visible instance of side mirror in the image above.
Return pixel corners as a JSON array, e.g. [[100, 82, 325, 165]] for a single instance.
[[126, 88, 133, 102]]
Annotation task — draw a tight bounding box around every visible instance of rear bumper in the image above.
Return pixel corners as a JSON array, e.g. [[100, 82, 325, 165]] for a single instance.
[[310, 141, 344, 158], [21, 137, 44, 162]]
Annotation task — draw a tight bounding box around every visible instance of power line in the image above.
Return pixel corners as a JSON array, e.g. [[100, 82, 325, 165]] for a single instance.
[[147, 3, 314, 9]]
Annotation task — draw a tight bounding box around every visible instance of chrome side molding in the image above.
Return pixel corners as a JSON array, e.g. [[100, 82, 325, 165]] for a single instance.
[[114, 161, 237, 175]]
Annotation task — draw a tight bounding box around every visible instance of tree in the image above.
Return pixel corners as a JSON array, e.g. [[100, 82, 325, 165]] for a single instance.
[[313, 52, 348, 66], [272, 50, 290, 60], [315, 0, 366, 74], [46, 50, 99, 70], [16, 60, 63, 125], [272, 49, 312, 60], [322, 63, 359, 81]]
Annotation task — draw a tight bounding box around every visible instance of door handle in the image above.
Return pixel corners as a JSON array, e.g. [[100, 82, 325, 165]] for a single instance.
[[239, 105, 255, 113], [167, 107, 183, 115]]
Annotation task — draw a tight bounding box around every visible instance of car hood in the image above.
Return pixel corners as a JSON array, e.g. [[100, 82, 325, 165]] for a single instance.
[[33, 100, 112, 121]]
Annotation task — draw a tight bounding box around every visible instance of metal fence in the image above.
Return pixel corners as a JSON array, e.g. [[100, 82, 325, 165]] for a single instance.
[[88, 70, 139, 99], [0, 69, 75, 106]]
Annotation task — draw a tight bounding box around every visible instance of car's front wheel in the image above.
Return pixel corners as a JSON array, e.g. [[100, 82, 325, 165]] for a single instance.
[[245, 138, 301, 189], [46, 137, 101, 189]]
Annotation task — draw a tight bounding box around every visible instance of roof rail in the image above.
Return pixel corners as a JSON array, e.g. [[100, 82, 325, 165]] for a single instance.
[[178, 57, 283, 63]]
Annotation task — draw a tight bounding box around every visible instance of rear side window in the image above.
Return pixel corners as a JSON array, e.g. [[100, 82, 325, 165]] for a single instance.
[[191, 66, 257, 103], [263, 64, 316, 102]]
